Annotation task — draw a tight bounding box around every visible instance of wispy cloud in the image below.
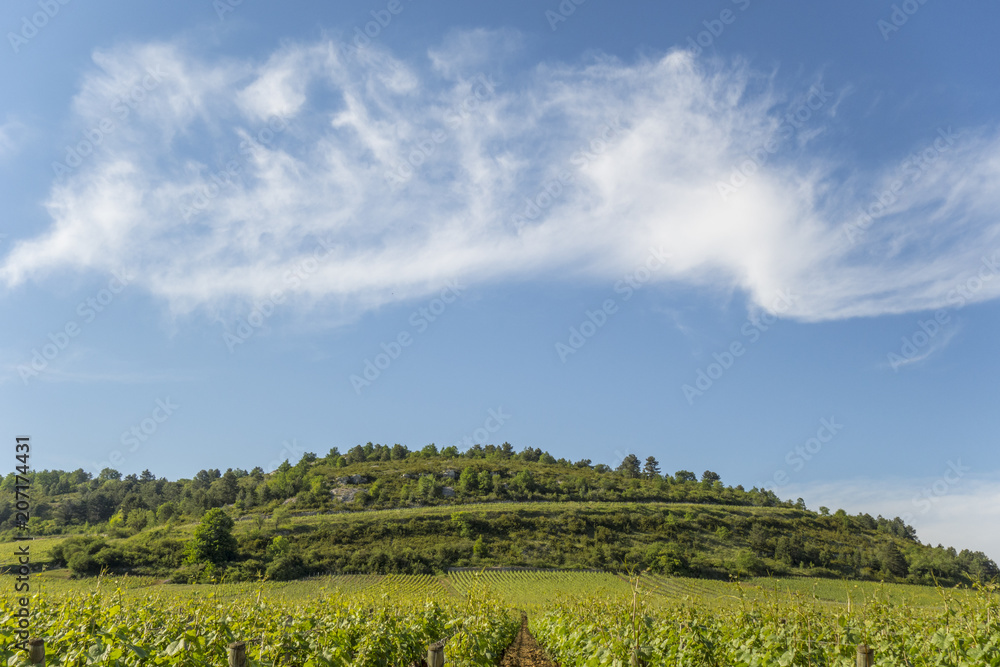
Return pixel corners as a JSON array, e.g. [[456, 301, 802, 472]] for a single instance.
[[785, 474, 1000, 562], [2, 34, 1000, 324], [0, 118, 25, 158], [881, 322, 961, 371]]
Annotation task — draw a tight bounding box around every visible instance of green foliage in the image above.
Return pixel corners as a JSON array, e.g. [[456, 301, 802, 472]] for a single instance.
[[0, 443, 993, 588], [185, 508, 237, 565]]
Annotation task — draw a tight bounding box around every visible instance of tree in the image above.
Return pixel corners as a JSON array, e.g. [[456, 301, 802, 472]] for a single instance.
[[272, 505, 290, 531], [476, 470, 493, 494], [458, 467, 479, 495], [701, 470, 721, 485], [643, 457, 661, 478], [674, 470, 697, 483], [748, 523, 770, 556], [473, 535, 488, 558], [616, 454, 641, 478], [878, 541, 908, 578], [98, 468, 121, 482], [185, 508, 238, 565]]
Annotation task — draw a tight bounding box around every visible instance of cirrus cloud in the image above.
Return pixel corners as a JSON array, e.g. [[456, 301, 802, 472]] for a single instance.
[[3, 34, 1000, 323]]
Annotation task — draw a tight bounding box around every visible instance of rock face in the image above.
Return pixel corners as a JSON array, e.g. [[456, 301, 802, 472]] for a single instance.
[[330, 488, 358, 503], [335, 475, 369, 485], [442, 486, 456, 498], [442, 469, 459, 480]]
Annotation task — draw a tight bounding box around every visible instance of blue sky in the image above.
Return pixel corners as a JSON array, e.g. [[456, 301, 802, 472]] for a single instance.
[[2, 0, 999, 557]]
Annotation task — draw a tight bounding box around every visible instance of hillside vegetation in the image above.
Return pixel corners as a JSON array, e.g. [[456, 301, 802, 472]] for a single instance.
[[2, 442, 996, 585]]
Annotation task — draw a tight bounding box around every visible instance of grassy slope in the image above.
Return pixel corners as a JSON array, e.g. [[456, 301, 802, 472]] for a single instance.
[[0, 500, 933, 583]]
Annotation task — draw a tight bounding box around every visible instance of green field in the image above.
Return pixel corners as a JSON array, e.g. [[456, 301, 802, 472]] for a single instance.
[[1, 569, 994, 665]]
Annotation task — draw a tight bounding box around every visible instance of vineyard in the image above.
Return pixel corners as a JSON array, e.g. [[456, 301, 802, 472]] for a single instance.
[[0, 571, 997, 665]]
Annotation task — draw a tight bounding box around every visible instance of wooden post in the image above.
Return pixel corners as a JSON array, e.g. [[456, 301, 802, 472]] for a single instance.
[[228, 641, 248, 667], [28, 638, 44, 666], [427, 640, 445, 667], [856, 644, 874, 667]]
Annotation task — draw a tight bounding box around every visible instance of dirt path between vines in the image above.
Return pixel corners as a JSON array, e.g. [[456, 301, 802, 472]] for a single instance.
[[499, 614, 559, 667]]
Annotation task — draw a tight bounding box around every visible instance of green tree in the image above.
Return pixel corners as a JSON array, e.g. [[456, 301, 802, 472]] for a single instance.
[[185, 508, 238, 565], [473, 535, 488, 558], [878, 541, 909, 577], [617, 454, 641, 478], [459, 467, 479, 495], [643, 457, 661, 478]]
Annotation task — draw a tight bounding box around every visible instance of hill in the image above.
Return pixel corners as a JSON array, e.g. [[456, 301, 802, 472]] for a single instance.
[[2, 442, 996, 585]]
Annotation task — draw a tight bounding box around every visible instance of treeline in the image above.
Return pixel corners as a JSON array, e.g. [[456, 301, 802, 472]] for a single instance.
[[1, 443, 784, 536], [2, 442, 996, 587], [42, 502, 998, 588]]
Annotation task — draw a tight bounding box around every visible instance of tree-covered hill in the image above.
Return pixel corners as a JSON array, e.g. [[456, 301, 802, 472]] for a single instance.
[[2, 442, 996, 585]]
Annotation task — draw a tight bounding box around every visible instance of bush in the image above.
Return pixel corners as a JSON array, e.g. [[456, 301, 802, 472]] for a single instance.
[[67, 552, 100, 576], [265, 555, 306, 581]]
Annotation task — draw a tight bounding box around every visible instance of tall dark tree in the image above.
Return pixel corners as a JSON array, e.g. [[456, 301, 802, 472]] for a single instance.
[[701, 470, 721, 484], [878, 541, 909, 577], [643, 457, 661, 478], [617, 454, 641, 478]]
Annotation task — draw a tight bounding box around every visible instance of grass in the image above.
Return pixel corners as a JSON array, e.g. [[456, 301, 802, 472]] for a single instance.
[[1, 569, 973, 612]]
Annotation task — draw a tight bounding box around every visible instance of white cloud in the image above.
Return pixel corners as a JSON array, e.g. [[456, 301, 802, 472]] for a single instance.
[[3, 35, 1000, 323], [786, 473, 1000, 563], [0, 118, 25, 158]]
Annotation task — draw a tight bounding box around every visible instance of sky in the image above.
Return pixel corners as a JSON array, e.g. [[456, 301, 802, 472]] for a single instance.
[[1, 0, 999, 559]]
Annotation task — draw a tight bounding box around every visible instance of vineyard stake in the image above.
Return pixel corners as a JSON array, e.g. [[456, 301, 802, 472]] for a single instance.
[[856, 644, 874, 667], [427, 640, 445, 667], [28, 638, 44, 666], [228, 641, 248, 667]]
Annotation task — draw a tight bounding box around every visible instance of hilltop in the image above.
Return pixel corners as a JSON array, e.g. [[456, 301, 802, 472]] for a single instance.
[[2, 442, 996, 585]]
